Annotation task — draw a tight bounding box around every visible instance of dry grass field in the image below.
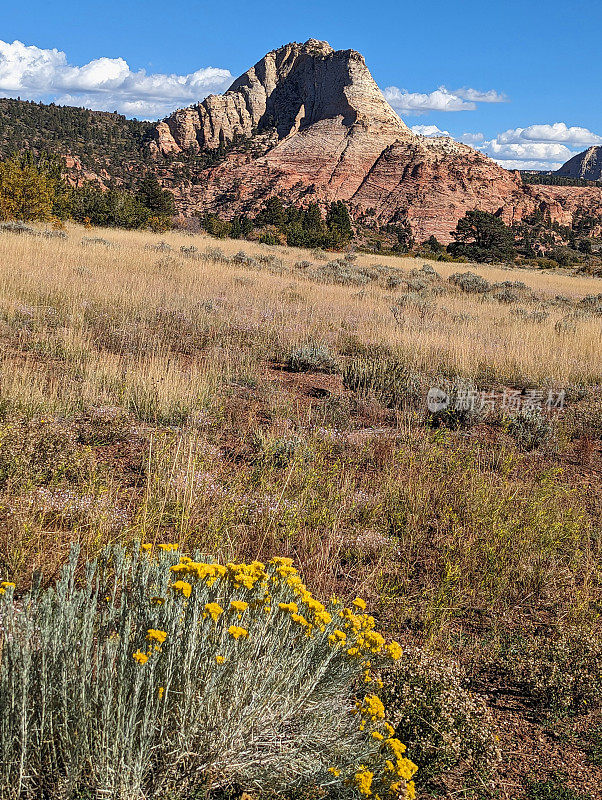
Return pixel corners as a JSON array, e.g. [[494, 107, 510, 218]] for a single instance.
[[1, 222, 601, 799]]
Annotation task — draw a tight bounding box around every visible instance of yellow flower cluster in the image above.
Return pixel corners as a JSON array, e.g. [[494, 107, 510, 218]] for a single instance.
[[278, 601, 298, 614], [132, 649, 148, 665], [356, 693, 386, 731], [227, 625, 248, 639], [147, 629, 167, 645], [387, 641, 403, 661], [142, 542, 180, 553], [0, 581, 15, 595], [170, 557, 267, 590], [343, 693, 418, 797], [155, 551, 414, 798], [354, 767, 374, 796], [226, 560, 267, 590], [328, 629, 347, 646], [171, 580, 192, 598], [204, 602, 223, 621]]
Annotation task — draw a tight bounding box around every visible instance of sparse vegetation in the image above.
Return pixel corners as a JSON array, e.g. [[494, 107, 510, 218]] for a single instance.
[[0, 223, 600, 798]]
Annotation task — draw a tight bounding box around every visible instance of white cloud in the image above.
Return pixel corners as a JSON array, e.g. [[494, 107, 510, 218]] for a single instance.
[[411, 124, 451, 137], [486, 140, 574, 162], [0, 39, 233, 119], [383, 85, 506, 115], [384, 86, 475, 113], [492, 159, 565, 171], [458, 132, 485, 145], [495, 122, 602, 148], [454, 88, 507, 104], [474, 122, 602, 170]]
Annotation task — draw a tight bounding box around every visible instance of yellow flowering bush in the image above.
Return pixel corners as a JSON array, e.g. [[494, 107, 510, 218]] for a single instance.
[[0, 545, 414, 800]]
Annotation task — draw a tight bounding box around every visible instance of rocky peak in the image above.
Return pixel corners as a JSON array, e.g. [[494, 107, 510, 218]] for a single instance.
[[149, 40, 602, 241], [151, 39, 410, 155], [556, 146, 602, 181]]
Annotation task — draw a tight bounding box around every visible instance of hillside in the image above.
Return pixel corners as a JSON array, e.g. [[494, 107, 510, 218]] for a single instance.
[[0, 98, 153, 186], [147, 39, 602, 241]]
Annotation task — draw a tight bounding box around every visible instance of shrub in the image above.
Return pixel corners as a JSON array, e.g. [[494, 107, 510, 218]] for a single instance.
[[510, 308, 549, 324], [496, 627, 602, 715], [448, 210, 516, 263], [555, 315, 578, 335], [449, 271, 491, 294], [505, 409, 556, 450], [342, 356, 424, 409], [285, 343, 339, 373], [253, 431, 306, 467], [0, 220, 37, 235], [259, 231, 280, 245], [426, 377, 487, 430], [391, 294, 436, 323], [561, 395, 602, 440], [317, 260, 373, 287], [81, 236, 113, 247], [381, 647, 501, 784], [0, 547, 416, 800], [0, 154, 55, 221]]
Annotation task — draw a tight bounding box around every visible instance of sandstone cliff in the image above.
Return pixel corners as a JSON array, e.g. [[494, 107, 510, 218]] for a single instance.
[[149, 39, 602, 242]]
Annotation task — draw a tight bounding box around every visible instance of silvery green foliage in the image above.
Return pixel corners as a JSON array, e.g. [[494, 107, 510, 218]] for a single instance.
[[506, 408, 555, 450], [285, 343, 339, 373], [448, 272, 491, 294], [0, 547, 387, 799], [342, 356, 424, 410]]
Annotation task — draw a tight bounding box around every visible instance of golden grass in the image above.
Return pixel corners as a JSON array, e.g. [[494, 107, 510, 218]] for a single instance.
[[0, 223, 600, 419]]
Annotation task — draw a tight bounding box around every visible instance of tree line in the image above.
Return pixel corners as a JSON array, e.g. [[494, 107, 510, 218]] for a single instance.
[[0, 153, 175, 231], [0, 151, 598, 266]]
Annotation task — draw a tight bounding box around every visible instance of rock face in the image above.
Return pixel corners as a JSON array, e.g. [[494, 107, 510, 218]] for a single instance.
[[556, 146, 602, 181], [150, 39, 602, 242]]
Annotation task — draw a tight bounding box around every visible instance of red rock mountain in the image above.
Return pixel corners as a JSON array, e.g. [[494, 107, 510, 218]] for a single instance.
[[150, 39, 602, 242]]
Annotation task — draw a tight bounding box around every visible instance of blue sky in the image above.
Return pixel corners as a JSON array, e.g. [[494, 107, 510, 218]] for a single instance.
[[1, 0, 601, 170]]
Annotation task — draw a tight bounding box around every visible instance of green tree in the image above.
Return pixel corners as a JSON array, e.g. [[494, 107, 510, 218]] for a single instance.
[[302, 202, 325, 234], [68, 183, 151, 229], [136, 175, 175, 216], [326, 201, 353, 242], [448, 210, 516, 262], [255, 196, 287, 227], [423, 235, 445, 253], [198, 212, 232, 238], [230, 215, 254, 239]]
